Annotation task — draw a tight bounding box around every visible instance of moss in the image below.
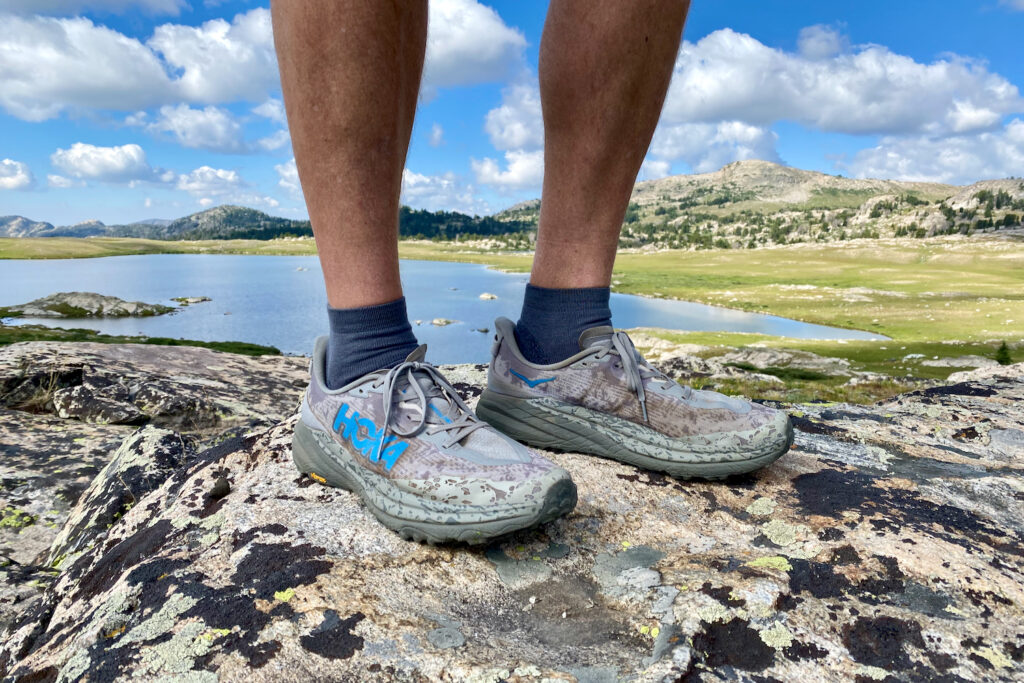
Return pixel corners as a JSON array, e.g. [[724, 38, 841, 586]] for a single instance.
[[0, 324, 280, 356], [0, 506, 37, 529], [41, 302, 93, 317]]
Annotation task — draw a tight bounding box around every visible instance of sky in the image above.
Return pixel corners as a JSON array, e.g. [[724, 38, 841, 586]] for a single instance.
[[0, 0, 1022, 226]]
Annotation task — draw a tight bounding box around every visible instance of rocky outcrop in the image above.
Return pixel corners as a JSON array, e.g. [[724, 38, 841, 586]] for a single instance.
[[1, 342, 1022, 682], [0, 292, 174, 318]]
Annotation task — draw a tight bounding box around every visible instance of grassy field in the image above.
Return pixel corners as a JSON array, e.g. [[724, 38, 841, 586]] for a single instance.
[[0, 323, 280, 356], [3, 235, 1021, 402]]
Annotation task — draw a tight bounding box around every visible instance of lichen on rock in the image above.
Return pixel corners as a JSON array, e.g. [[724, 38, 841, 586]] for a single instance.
[[0, 341, 1021, 682]]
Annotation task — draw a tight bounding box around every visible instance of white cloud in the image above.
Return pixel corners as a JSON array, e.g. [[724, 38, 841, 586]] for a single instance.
[[0, 0, 186, 15], [147, 8, 277, 103], [847, 118, 1024, 184], [51, 142, 156, 182], [797, 25, 848, 60], [0, 3, 524, 122], [47, 174, 82, 188], [0, 158, 33, 190], [401, 169, 490, 215], [275, 158, 301, 199], [638, 159, 671, 182], [1000, 0, 1024, 10], [144, 104, 245, 153], [175, 165, 241, 195], [484, 82, 543, 151], [253, 98, 286, 124], [661, 28, 1022, 137], [423, 0, 526, 91], [471, 150, 544, 192], [0, 14, 174, 120], [650, 121, 781, 173], [177, 164, 279, 209], [254, 129, 291, 152], [428, 123, 444, 147]]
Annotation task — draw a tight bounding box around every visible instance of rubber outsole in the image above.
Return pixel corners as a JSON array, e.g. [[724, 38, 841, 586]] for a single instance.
[[291, 420, 577, 545], [476, 389, 793, 480]]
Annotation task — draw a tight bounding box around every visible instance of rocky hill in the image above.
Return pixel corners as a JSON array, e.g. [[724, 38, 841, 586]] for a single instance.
[[495, 160, 1024, 251], [1, 341, 1021, 681]]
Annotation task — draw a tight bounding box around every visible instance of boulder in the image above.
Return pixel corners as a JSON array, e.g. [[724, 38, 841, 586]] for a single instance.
[[0, 344, 1022, 682], [0, 292, 174, 318]]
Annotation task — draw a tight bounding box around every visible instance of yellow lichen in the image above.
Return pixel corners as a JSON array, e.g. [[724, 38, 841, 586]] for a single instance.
[[744, 556, 793, 571], [309, 472, 327, 484], [759, 623, 793, 648], [973, 647, 1013, 669], [274, 588, 295, 602]]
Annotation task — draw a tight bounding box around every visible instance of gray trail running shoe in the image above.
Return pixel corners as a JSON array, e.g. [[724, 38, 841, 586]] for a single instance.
[[476, 318, 793, 480], [292, 337, 577, 544]]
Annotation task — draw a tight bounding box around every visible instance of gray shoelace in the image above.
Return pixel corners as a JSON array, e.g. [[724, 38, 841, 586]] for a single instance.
[[371, 360, 487, 462], [591, 330, 688, 423]]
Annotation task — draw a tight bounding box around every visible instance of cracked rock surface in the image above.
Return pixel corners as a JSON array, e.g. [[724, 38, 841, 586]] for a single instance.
[[1, 342, 1022, 682]]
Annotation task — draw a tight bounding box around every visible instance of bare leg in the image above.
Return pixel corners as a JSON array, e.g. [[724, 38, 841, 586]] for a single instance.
[[531, 0, 689, 288], [271, 0, 427, 308]]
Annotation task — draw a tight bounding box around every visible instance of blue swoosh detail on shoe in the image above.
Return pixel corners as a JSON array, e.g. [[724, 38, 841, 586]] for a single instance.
[[510, 368, 556, 388]]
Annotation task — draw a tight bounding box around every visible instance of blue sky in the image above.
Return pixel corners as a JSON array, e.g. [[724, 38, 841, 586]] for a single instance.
[[0, 0, 1022, 226]]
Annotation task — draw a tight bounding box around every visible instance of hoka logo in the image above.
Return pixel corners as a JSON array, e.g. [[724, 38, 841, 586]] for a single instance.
[[332, 403, 408, 470]]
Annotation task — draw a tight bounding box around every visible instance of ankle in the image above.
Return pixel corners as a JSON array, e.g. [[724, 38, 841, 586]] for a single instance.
[[515, 284, 612, 364]]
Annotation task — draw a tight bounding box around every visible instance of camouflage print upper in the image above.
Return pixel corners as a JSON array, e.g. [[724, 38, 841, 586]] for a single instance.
[[487, 317, 779, 438], [302, 340, 563, 505]]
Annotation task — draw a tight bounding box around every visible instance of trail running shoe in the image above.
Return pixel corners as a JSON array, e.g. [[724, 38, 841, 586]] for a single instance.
[[292, 337, 577, 544], [476, 318, 793, 480]]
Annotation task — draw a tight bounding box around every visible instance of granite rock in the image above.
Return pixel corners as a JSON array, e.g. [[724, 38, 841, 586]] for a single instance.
[[0, 343, 1022, 682]]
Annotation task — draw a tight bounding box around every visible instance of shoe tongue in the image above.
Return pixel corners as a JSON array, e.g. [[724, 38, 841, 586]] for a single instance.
[[578, 325, 615, 350], [404, 344, 428, 363], [394, 358, 461, 426]]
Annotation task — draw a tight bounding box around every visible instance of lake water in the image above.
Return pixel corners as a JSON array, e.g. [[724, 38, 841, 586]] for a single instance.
[[1, 254, 883, 364]]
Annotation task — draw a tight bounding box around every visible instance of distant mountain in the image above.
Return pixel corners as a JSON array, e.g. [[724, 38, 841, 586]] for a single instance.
[[496, 160, 1024, 249], [3, 205, 533, 241], [5, 161, 1021, 248]]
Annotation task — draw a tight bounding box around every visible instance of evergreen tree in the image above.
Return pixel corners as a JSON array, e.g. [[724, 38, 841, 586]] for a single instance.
[[995, 341, 1013, 366]]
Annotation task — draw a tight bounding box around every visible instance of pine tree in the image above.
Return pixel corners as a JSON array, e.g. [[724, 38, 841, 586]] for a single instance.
[[995, 341, 1013, 366]]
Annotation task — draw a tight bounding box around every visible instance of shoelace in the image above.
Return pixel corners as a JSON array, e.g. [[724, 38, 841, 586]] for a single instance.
[[591, 331, 688, 423], [371, 360, 487, 462]]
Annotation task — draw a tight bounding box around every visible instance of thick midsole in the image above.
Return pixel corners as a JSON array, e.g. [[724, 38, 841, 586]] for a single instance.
[[291, 420, 550, 525], [476, 389, 790, 476]]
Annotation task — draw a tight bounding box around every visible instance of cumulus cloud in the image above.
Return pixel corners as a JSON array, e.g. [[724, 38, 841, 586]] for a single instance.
[[797, 25, 848, 60], [402, 169, 490, 215], [484, 82, 543, 151], [661, 28, 1022, 137], [638, 159, 672, 182], [0, 14, 175, 121], [847, 118, 1024, 184], [51, 142, 159, 182], [177, 164, 279, 209], [147, 8, 277, 103], [142, 104, 246, 153], [422, 0, 526, 92], [650, 121, 781, 173], [0, 0, 186, 15], [275, 158, 301, 199], [0, 158, 33, 190], [471, 150, 544, 192], [252, 98, 286, 124]]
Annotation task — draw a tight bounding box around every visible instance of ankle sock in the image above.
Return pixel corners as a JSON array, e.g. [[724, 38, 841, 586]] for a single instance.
[[514, 283, 612, 364], [325, 296, 420, 389]]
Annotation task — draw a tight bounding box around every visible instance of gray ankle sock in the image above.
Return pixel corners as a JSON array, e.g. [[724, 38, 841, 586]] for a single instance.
[[325, 297, 419, 389], [514, 284, 612, 364]]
